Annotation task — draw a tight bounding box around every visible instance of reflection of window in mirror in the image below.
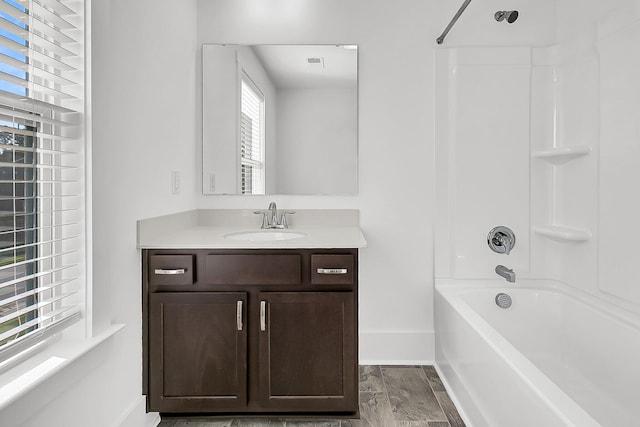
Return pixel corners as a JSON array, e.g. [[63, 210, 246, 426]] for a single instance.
[[240, 74, 265, 194]]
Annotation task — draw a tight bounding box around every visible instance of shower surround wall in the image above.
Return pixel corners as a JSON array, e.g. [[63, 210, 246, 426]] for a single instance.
[[533, 0, 640, 312], [434, 47, 532, 281], [436, 0, 640, 313]]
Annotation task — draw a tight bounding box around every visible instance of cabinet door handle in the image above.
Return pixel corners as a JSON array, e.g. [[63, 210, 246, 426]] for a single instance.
[[317, 268, 348, 275], [260, 301, 266, 331], [236, 301, 243, 331], [154, 268, 186, 275]]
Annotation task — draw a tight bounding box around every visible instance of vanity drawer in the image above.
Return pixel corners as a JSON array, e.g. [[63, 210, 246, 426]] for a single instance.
[[148, 254, 195, 286], [205, 254, 301, 285], [311, 254, 354, 285]]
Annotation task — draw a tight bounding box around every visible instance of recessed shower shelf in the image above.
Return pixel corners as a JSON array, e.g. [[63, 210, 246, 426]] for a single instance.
[[533, 224, 591, 242], [532, 145, 591, 164]]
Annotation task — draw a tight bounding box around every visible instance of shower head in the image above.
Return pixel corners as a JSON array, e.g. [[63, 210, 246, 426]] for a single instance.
[[495, 10, 519, 23]]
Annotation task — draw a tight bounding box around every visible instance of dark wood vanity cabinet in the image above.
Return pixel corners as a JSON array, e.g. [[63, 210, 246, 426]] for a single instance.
[[142, 249, 358, 416], [148, 292, 248, 412], [258, 291, 356, 411]]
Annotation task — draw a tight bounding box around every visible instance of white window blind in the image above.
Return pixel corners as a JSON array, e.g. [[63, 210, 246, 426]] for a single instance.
[[240, 75, 265, 195], [0, 0, 84, 363]]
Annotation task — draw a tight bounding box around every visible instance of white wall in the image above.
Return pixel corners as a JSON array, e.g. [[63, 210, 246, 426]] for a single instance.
[[196, 0, 437, 363], [1, 0, 199, 425], [276, 88, 357, 195]]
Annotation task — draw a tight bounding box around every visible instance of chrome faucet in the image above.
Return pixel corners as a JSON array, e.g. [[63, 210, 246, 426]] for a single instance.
[[495, 265, 516, 283], [268, 202, 278, 226], [254, 202, 295, 229]]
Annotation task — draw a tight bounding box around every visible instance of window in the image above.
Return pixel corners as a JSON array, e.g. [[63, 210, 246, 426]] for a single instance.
[[0, 119, 38, 349], [240, 74, 265, 194], [0, 0, 84, 363]]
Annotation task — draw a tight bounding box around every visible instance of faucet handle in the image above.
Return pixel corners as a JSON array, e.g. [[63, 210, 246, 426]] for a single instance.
[[487, 226, 516, 255], [253, 210, 269, 229], [280, 211, 295, 228], [495, 233, 512, 255]]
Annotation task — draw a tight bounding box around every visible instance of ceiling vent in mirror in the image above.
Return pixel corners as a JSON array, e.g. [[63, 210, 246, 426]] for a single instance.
[[307, 57, 325, 67]]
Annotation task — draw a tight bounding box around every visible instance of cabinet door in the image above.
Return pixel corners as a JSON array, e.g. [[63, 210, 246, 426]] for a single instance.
[[149, 292, 247, 412], [258, 292, 357, 412]]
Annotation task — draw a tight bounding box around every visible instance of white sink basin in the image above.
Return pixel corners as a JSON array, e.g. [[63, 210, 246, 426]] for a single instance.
[[223, 230, 307, 242]]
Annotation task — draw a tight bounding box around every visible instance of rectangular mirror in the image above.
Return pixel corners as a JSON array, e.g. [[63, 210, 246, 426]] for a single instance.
[[202, 44, 358, 195]]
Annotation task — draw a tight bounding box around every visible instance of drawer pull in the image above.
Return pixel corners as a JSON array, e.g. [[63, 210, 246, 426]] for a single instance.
[[260, 301, 266, 331], [154, 268, 186, 275], [236, 301, 243, 331], [317, 268, 348, 275]]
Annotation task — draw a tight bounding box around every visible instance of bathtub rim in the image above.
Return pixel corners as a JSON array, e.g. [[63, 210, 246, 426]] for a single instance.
[[435, 278, 611, 427], [436, 278, 640, 330]]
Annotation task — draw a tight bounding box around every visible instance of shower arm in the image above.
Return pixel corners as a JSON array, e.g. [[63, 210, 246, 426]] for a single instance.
[[436, 0, 473, 45]]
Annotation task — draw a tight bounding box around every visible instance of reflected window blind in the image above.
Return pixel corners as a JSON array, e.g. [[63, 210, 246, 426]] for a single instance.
[[0, 0, 83, 362], [240, 75, 264, 194]]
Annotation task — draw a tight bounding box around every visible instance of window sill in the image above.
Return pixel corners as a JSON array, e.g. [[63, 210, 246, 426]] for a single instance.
[[0, 323, 125, 411]]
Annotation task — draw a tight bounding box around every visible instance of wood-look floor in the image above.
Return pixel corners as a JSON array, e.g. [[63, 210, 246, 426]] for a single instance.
[[159, 365, 466, 427]]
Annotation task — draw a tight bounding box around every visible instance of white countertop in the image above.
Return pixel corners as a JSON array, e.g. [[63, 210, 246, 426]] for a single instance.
[[137, 209, 367, 249]]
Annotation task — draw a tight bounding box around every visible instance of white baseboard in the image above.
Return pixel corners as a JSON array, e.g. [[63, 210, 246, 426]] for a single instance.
[[113, 395, 160, 427], [359, 330, 435, 365]]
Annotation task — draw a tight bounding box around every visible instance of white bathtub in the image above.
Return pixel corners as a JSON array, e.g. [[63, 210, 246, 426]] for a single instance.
[[435, 279, 640, 427]]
